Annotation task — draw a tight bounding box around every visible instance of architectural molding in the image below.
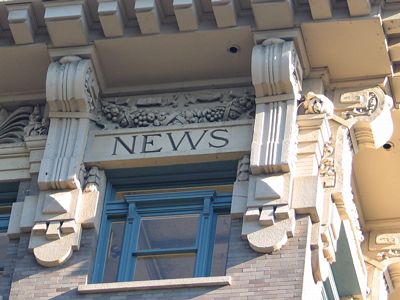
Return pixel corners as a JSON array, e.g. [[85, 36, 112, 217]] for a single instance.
[[0, 106, 33, 144], [98, 88, 255, 130], [250, 39, 302, 175], [19, 56, 104, 267], [237, 39, 302, 253], [333, 86, 394, 152]]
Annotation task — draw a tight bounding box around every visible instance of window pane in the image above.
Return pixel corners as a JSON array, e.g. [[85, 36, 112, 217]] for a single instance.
[[137, 214, 199, 250], [103, 221, 125, 283], [211, 214, 231, 276], [134, 253, 196, 281]]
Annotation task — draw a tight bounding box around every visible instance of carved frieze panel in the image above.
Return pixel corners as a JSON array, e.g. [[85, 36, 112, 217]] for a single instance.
[[0, 105, 48, 144], [369, 231, 400, 262], [97, 88, 255, 130]]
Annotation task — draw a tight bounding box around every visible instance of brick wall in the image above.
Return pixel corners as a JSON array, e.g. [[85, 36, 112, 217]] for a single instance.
[[7, 216, 315, 300]]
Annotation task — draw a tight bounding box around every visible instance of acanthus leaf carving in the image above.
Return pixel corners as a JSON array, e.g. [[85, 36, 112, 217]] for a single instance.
[[24, 105, 49, 138], [0, 106, 33, 144], [319, 140, 336, 188]]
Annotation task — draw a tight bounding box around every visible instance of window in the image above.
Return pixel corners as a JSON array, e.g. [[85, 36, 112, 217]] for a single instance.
[[93, 189, 231, 283], [0, 182, 18, 273]]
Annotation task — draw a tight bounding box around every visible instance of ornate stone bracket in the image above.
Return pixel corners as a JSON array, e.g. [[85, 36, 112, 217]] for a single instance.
[[335, 86, 394, 152], [8, 56, 105, 267], [235, 39, 302, 253]]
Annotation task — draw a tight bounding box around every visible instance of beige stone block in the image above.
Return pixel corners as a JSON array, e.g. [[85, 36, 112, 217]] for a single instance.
[[61, 220, 77, 234], [255, 175, 283, 200], [85, 121, 253, 168], [241, 219, 261, 237], [291, 176, 324, 223], [308, 0, 332, 20], [7, 202, 23, 239], [247, 218, 295, 253], [211, 0, 237, 28], [35, 189, 81, 223], [78, 276, 231, 293], [275, 205, 290, 220], [173, 0, 198, 32], [98, 0, 124, 37], [259, 207, 274, 226], [43, 191, 71, 214], [247, 174, 291, 207], [7, 5, 36, 44], [230, 181, 248, 218], [250, 0, 293, 30], [31, 225, 82, 267], [384, 12, 400, 36], [19, 195, 38, 232], [310, 222, 320, 249], [44, 4, 89, 47], [46, 221, 61, 240], [79, 191, 99, 228], [244, 208, 259, 221], [135, 0, 160, 34], [32, 222, 47, 235], [347, 0, 370, 17]]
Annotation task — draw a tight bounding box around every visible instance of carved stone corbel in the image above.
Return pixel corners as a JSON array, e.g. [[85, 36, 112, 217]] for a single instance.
[[335, 86, 394, 152], [239, 39, 302, 253], [22, 56, 105, 267]]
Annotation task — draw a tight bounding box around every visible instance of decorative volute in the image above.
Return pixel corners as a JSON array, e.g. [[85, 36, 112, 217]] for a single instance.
[[236, 39, 302, 253], [334, 86, 393, 153], [12, 56, 106, 267], [251, 38, 302, 98], [39, 56, 99, 190]]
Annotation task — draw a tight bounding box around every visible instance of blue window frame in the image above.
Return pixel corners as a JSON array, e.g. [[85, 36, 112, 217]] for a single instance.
[[93, 188, 232, 283], [0, 182, 19, 272]]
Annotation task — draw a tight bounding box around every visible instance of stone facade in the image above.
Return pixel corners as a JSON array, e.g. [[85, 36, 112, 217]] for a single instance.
[[5, 217, 313, 300], [0, 0, 400, 299]]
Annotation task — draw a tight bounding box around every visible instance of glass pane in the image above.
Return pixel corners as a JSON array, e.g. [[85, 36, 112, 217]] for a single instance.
[[211, 214, 231, 276], [137, 214, 199, 250], [103, 221, 125, 283], [134, 253, 195, 281]]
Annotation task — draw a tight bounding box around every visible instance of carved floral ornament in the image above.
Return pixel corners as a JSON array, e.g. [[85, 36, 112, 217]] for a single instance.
[[97, 88, 256, 130]]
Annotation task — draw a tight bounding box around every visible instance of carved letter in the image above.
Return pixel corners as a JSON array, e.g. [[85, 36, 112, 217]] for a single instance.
[[141, 134, 162, 153], [167, 130, 208, 151], [112, 136, 137, 155], [209, 129, 229, 148]]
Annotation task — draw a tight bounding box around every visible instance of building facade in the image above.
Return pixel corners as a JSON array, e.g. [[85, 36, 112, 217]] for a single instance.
[[0, 0, 400, 299]]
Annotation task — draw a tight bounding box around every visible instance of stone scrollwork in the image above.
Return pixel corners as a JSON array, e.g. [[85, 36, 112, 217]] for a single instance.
[[303, 92, 334, 117], [337, 86, 394, 152], [320, 141, 335, 178], [98, 89, 255, 129], [342, 90, 379, 119], [236, 39, 302, 253], [0, 106, 33, 144], [14, 56, 104, 267], [23, 105, 49, 137], [0, 104, 49, 144]]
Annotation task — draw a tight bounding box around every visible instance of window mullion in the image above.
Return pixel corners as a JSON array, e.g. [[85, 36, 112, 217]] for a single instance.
[[117, 203, 139, 281], [194, 197, 214, 277]]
